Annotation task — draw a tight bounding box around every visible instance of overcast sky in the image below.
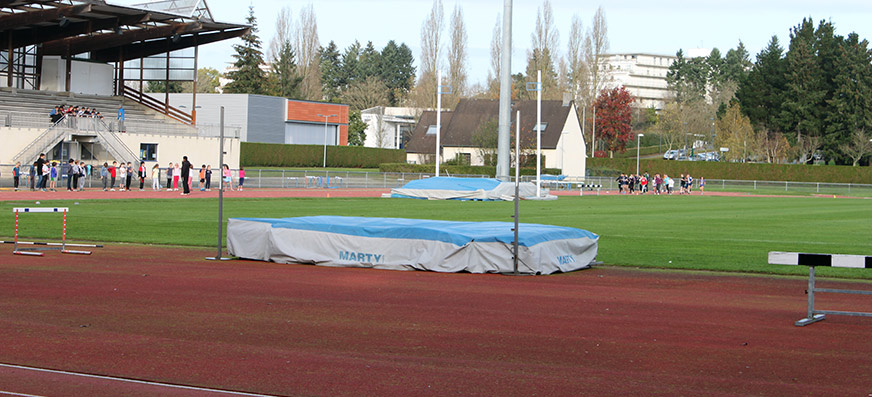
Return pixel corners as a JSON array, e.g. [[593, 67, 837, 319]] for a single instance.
[[111, 0, 872, 86]]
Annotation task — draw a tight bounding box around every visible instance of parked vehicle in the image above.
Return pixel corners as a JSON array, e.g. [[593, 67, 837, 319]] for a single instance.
[[663, 150, 679, 160]]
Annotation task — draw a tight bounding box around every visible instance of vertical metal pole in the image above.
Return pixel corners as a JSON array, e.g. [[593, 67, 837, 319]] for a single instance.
[[513, 110, 520, 275], [208, 106, 226, 260], [322, 116, 328, 168], [436, 70, 442, 177], [62, 209, 67, 251], [496, 0, 513, 180], [592, 106, 597, 158], [14, 210, 19, 252], [636, 134, 642, 175], [536, 70, 541, 198], [807, 266, 815, 319]]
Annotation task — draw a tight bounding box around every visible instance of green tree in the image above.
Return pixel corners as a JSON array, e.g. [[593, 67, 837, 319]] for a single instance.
[[267, 40, 304, 99], [826, 33, 872, 163], [223, 6, 267, 94], [722, 41, 752, 84], [379, 41, 416, 106], [341, 41, 362, 85], [347, 110, 367, 146], [779, 18, 827, 154], [358, 41, 381, 80], [471, 118, 499, 166], [146, 81, 183, 93], [319, 41, 343, 102], [666, 50, 707, 103], [737, 36, 786, 132]]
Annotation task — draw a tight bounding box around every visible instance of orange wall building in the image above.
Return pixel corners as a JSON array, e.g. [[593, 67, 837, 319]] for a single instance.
[[286, 100, 349, 146]]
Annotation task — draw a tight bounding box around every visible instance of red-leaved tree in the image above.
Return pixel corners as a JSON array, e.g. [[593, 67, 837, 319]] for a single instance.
[[593, 86, 634, 154]]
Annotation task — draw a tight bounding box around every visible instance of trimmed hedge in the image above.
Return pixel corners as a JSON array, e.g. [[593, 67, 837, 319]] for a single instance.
[[241, 142, 405, 168], [588, 158, 872, 184], [379, 163, 562, 177]]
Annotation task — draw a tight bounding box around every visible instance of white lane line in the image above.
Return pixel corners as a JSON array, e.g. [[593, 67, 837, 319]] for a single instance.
[[0, 391, 46, 397], [0, 363, 276, 397]]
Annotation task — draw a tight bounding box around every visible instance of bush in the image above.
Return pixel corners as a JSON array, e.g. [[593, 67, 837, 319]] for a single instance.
[[241, 142, 405, 168], [587, 158, 872, 184], [379, 163, 562, 177]]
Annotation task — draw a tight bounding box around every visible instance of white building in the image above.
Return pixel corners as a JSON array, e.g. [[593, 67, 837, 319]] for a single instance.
[[603, 53, 677, 110], [360, 107, 418, 149]]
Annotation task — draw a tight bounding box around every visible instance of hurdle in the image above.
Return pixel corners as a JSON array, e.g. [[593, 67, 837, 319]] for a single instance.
[[578, 184, 602, 196], [769, 252, 872, 326], [10, 207, 94, 256]]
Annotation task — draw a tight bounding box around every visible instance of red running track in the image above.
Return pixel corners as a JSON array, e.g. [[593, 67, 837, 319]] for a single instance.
[[0, 245, 870, 395]]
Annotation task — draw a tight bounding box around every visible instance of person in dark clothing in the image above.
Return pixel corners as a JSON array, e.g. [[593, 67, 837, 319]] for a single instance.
[[36, 153, 46, 191], [180, 156, 191, 195], [125, 162, 133, 191]]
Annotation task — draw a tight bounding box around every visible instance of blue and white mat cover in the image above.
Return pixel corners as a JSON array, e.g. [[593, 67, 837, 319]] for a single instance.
[[228, 216, 598, 274], [391, 177, 540, 201]]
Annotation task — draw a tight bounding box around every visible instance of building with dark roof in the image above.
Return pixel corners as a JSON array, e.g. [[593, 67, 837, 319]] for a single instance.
[[405, 98, 586, 177]]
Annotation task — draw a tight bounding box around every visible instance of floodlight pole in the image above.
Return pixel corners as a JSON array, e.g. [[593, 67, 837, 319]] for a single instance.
[[636, 133, 644, 175], [207, 106, 231, 261], [496, 0, 513, 180], [318, 113, 337, 168]]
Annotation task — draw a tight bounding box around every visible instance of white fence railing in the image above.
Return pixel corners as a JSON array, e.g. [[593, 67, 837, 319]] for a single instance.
[[0, 167, 870, 196], [528, 176, 872, 197]]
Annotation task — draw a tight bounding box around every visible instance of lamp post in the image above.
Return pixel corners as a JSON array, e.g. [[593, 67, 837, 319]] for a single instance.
[[636, 133, 644, 175], [318, 113, 337, 168]]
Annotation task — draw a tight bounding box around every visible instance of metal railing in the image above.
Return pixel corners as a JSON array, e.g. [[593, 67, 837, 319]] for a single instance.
[[93, 118, 140, 165], [0, 165, 870, 197], [529, 176, 872, 197], [12, 116, 69, 165]]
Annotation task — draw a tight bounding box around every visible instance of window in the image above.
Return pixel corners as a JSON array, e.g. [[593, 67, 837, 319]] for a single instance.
[[533, 122, 548, 132], [426, 125, 438, 135], [140, 143, 157, 162]]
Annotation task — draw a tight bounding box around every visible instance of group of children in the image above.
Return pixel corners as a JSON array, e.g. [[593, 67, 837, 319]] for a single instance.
[[49, 105, 105, 125], [615, 172, 706, 195], [158, 163, 244, 193], [10, 157, 246, 194], [11, 157, 91, 192]]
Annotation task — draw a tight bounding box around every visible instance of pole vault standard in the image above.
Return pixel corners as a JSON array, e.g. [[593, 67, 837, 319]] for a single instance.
[[207, 106, 232, 261], [10, 207, 94, 256]]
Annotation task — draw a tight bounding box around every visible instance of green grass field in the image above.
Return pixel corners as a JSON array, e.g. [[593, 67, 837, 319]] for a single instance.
[[2, 195, 870, 278]]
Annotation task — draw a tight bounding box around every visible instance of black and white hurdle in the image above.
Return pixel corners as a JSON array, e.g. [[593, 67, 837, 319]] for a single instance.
[[578, 184, 603, 196], [769, 252, 872, 326]]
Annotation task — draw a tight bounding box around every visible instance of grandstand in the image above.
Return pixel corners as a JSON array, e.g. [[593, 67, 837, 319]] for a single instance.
[[0, 0, 247, 168]]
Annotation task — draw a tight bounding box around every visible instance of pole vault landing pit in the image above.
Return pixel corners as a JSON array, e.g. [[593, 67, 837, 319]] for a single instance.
[[227, 216, 598, 275]]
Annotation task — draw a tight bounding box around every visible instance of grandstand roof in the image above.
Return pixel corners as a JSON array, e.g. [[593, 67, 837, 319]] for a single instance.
[[0, 0, 248, 63]]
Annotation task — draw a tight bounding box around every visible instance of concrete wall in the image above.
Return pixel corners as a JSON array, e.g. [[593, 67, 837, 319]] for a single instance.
[[0, 127, 240, 171], [247, 95, 286, 144], [0, 127, 45, 165], [41, 57, 114, 96], [116, 133, 240, 170], [554, 105, 586, 177], [164, 93, 249, 140]]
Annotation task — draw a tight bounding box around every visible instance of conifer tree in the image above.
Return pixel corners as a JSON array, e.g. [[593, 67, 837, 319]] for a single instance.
[[224, 6, 266, 94]]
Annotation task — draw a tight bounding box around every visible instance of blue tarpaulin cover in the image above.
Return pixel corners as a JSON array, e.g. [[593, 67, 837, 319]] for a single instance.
[[227, 215, 599, 274]]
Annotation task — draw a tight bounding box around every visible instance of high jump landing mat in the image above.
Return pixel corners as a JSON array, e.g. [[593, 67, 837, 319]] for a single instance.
[[227, 216, 598, 274]]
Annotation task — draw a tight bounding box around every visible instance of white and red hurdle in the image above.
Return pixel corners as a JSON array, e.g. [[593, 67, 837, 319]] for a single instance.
[[4, 207, 102, 256]]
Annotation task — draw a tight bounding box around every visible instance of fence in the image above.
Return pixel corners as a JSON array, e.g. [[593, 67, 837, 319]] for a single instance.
[[526, 176, 872, 197], [1, 166, 871, 197]]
